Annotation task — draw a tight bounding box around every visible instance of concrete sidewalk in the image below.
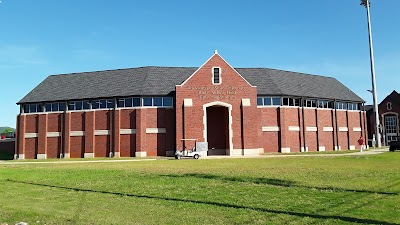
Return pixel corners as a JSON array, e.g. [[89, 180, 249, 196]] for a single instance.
[[202, 148, 389, 159], [0, 148, 389, 165]]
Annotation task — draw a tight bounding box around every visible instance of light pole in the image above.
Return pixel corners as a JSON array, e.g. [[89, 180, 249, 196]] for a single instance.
[[361, 0, 381, 148]]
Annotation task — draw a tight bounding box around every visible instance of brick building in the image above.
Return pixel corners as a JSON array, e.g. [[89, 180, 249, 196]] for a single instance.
[[366, 90, 400, 146], [15, 52, 367, 159]]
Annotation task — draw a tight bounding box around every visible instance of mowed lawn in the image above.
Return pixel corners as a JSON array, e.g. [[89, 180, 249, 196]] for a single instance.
[[0, 153, 399, 224]]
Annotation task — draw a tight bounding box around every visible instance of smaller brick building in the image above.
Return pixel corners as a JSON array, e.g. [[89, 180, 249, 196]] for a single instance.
[[366, 90, 400, 146], [15, 52, 367, 159]]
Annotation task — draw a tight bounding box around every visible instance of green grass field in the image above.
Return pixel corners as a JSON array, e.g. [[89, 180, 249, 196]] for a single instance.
[[1, 153, 399, 224]]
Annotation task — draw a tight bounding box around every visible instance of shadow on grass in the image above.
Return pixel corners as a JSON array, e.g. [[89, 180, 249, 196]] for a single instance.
[[160, 173, 399, 196], [6, 179, 399, 225]]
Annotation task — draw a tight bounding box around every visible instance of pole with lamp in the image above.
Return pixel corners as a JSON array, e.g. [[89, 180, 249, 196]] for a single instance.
[[361, 0, 381, 148]]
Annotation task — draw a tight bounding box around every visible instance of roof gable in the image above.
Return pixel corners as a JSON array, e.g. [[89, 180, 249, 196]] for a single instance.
[[179, 51, 254, 88], [380, 90, 400, 106]]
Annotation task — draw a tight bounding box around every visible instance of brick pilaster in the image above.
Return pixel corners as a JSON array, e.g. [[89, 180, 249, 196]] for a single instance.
[[135, 108, 147, 156], [63, 112, 71, 157], [37, 114, 48, 157], [279, 107, 288, 152], [16, 114, 26, 159], [85, 111, 95, 156]]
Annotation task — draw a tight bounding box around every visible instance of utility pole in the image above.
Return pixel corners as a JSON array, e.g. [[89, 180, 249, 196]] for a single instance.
[[361, 0, 381, 147]]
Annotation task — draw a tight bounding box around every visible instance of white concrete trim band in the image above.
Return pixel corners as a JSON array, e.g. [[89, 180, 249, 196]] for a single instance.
[[242, 98, 251, 107], [353, 127, 362, 132], [146, 128, 166, 134], [37, 154, 47, 159], [288, 126, 300, 131], [135, 151, 147, 157], [306, 127, 317, 132], [318, 146, 326, 152], [70, 131, 85, 137], [349, 145, 356, 150], [84, 153, 94, 158], [262, 126, 280, 132], [95, 130, 110, 136], [301, 147, 309, 152], [339, 127, 349, 132], [25, 133, 38, 138], [184, 99, 193, 107], [281, 147, 291, 153], [323, 127, 334, 132], [243, 148, 263, 156], [47, 132, 61, 137], [120, 129, 136, 135]]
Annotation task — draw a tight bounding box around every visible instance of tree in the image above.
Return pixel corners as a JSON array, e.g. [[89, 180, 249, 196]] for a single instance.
[[1, 128, 14, 135]]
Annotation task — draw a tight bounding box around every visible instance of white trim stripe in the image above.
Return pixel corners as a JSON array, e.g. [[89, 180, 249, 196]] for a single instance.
[[353, 127, 362, 132], [95, 130, 110, 136], [339, 127, 349, 132], [47, 132, 61, 137], [306, 127, 318, 132], [146, 128, 166, 134], [70, 131, 85, 137], [262, 126, 280, 132], [120, 129, 136, 135], [25, 133, 38, 138], [288, 126, 300, 131], [323, 127, 334, 132]]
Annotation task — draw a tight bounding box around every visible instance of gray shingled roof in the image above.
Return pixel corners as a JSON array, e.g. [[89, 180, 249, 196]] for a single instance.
[[18, 66, 364, 104]]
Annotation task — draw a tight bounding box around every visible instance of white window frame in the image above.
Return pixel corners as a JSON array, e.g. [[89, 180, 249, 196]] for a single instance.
[[212, 67, 222, 85], [387, 102, 392, 110]]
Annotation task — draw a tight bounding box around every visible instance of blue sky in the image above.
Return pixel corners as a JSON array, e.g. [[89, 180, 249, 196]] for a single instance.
[[0, 0, 399, 127]]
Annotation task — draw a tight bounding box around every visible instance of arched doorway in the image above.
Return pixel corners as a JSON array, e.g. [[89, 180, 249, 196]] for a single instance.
[[203, 101, 233, 156]]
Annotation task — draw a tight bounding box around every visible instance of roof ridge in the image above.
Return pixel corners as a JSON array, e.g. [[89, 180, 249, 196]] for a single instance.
[[49, 66, 198, 77], [237, 67, 336, 79]]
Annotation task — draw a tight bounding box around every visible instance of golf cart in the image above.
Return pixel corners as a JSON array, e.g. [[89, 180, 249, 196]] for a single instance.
[[175, 139, 207, 159]]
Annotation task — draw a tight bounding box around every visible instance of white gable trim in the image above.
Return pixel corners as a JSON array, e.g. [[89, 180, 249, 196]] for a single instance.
[[177, 51, 256, 88]]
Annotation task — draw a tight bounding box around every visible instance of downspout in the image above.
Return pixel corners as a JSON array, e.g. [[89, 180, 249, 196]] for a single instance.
[[61, 101, 68, 158], [302, 98, 307, 152], [334, 100, 339, 150], [362, 103, 367, 148]]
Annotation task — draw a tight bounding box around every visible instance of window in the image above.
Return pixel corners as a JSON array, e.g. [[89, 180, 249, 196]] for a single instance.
[[133, 98, 141, 107], [257, 97, 281, 106], [143, 98, 152, 106], [257, 98, 263, 106], [387, 102, 392, 110], [283, 98, 300, 106], [213, 67, 221, 84], [44, 102, 66, 112], [24, 104, 43, 113], [153, 97, 162, 106], [305, 99, 317, 108], [347, 103, 360, 111], [272, 98, 281, 106], [163, 97, 173, 107], [384, 115, 397, 134], [117, 97, 172, 108], [92, 99, 114, 109], [69, 101, 90, 110], [318, 100, 332, 109], [336, 102, 347, 110]]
